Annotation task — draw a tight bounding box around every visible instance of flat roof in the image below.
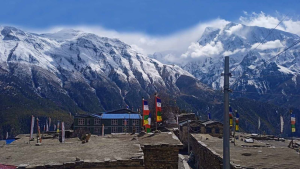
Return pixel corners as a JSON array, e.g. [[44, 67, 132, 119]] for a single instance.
[[75, 109, 141, 119], [102, 114, 141, 119], [0, 132, 181, 168], [191, 133, 300, 169]]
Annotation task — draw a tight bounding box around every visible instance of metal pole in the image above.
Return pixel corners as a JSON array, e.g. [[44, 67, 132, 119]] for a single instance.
[[223, 56, 230, 169], [142, 97, 144, 132], [290, 109, 294, 148], [155, 93, 158, 131], [188, 119, 190, 155]]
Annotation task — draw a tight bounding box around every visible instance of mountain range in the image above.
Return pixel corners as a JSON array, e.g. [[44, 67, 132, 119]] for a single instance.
[[0, 24, 299, 138], [152, 23, 300, 110]]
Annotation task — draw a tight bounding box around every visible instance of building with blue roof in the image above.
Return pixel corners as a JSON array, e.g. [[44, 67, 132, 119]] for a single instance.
[[73, 109, 142, 135]]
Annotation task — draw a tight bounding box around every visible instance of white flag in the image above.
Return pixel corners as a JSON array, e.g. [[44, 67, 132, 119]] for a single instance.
[[30, 115, 35, 140], [46, 120, 49, 132], [102, 124, 104, 136], [280, 115, 284, 133], [258, 117, 261, 129], [61, 122, 65, 143], [49, 117, 51, 130]]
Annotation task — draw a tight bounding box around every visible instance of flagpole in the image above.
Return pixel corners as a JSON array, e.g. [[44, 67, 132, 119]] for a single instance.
[[290, 109, 294, 148], [142, 97, 144, 132], [155, 93, 157, 131]]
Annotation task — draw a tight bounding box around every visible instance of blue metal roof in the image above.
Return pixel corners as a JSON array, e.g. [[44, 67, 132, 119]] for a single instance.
[[101, 114, 141, 119]]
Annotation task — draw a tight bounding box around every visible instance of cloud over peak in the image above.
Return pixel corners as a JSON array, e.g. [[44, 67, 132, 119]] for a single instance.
[[25, 11, 300, 65]]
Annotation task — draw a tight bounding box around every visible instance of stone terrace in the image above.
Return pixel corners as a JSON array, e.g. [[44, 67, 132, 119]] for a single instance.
[[191, 133, 300, 169], [0, 132, 183, 169]]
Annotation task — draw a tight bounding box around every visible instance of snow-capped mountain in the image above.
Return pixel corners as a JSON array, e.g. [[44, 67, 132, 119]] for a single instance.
[[181, 23, 300, 108], [0, 26, 209, 113], [1, 25, 299, 138]]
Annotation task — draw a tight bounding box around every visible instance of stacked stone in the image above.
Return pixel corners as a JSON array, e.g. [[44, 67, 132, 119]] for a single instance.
[[142, 144, 182, 169]]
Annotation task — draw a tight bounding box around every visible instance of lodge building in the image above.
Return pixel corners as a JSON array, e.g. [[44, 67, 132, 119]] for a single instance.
[[73, 109, 142, 135]]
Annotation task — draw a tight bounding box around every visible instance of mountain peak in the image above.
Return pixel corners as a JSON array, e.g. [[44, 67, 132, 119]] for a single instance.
[[40, 28, 83, 41], [0, 26, 27, 40], [224, 22, 239, 29]]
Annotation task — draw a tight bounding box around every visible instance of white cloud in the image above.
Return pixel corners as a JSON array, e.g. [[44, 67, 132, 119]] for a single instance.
[[283, 20, 300, 36], [23, 11, 300, 65], [223, 48, 246, 56], [28, 19, 229, 57], [239, 11, 300, 36], [251, 40, 284, 50], [182, 41, 224, 59], [226, 24, 243, 35]]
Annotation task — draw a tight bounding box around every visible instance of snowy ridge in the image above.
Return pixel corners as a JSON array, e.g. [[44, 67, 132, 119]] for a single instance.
[[182, 22, 300, 92], [0, 26, 195, 111]]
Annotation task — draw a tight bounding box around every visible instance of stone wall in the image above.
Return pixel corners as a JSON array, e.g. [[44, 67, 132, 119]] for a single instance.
[[142, 144, 182, 169], [18, 144, 182, 169], [190, 135, 236, 169], [18, 159, 144, 169], [179, 126, 189, 148]]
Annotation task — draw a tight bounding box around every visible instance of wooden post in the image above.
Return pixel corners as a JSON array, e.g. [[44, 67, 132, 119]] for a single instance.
[[102, 124, 104, 136]]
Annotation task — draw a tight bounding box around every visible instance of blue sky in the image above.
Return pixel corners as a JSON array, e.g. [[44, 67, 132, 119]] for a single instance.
[[0, 0, 299, 35], [1, 0, 300, 58]]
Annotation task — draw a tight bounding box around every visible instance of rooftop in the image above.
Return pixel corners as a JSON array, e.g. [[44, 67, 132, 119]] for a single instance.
[[201, 120, 222, 126], [75, 108, 141, 119], [192, 133, 300, 169], [102, 114, 141, 119], [0, 132, 182, 168]]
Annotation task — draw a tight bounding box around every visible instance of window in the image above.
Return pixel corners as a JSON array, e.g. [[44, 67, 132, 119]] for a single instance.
[[111, 119, 118, 125], [135, 126, 140, 133], [78, 118, 85, 125], [94, 118, 101, 125], [94, 127, 101, 134], [206, 128, 212, 133], [132, 119, 139, 125], [215, 128, 220, 134], [122, 119, 128, 125], [111, 127, 118, 133], [87, 119, 90, 125]]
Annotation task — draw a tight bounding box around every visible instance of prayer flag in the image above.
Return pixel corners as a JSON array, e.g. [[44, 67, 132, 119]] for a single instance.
[[235, 112, 239, 131], [61, 122, 65, 143], [143, 99, 151, 133], [156, 97, 162, 122], [30, 115, 35, 140], [291, 114, 296, 133], [229, 106, 233, 127]]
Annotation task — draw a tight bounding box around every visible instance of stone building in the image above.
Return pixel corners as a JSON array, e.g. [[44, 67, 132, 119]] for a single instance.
[[177, 113, 196, 123], [73, 109, 142, 135], [201, 120, 223, 137], [177, 120, 223, 149]]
